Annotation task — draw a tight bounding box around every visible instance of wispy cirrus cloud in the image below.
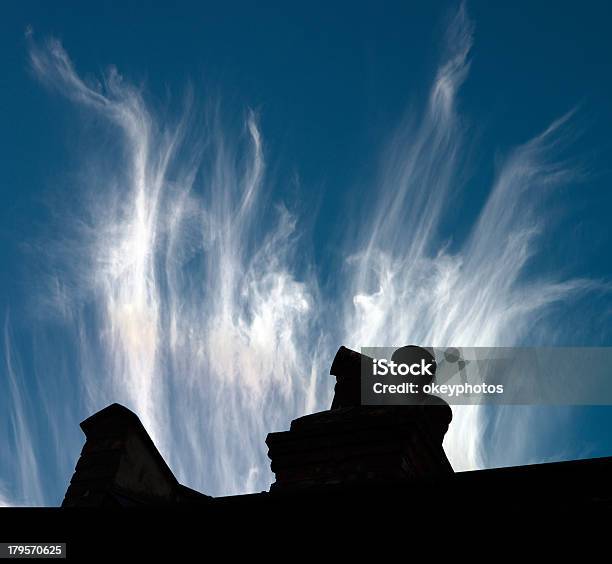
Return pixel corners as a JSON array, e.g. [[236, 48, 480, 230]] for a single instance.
[[1, 3, 598, 504], [2, 314, 45, 506], [340, 4, 593, 469], [25, 31, 323, 497]]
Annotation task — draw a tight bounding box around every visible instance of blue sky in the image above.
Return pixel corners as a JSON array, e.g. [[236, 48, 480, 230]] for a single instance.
[[2, 1, 612, 505]]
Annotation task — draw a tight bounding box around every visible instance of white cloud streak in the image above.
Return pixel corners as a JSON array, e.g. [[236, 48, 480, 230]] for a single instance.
[[2, 314, 45, 506], [25, 33, 321, 497], [340, 4, 591, 470]]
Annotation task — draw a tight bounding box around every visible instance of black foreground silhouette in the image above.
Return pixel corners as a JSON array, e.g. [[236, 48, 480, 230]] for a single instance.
[[58, 345, 612, 513]]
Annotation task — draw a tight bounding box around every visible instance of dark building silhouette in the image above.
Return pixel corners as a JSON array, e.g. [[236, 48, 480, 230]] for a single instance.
[[61, 346, 612, 512]]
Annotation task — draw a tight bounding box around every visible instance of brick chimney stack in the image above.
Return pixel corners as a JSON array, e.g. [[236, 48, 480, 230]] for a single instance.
[[265, 346, 454, 491]]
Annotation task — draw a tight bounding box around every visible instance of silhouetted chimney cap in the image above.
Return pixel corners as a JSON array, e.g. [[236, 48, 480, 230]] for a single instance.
[[80, 402, 142, 438]]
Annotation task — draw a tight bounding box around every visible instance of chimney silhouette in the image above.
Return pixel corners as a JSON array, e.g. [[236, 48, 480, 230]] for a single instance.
[[266, 346, 454, 491], [62, 403, 210, 507]]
